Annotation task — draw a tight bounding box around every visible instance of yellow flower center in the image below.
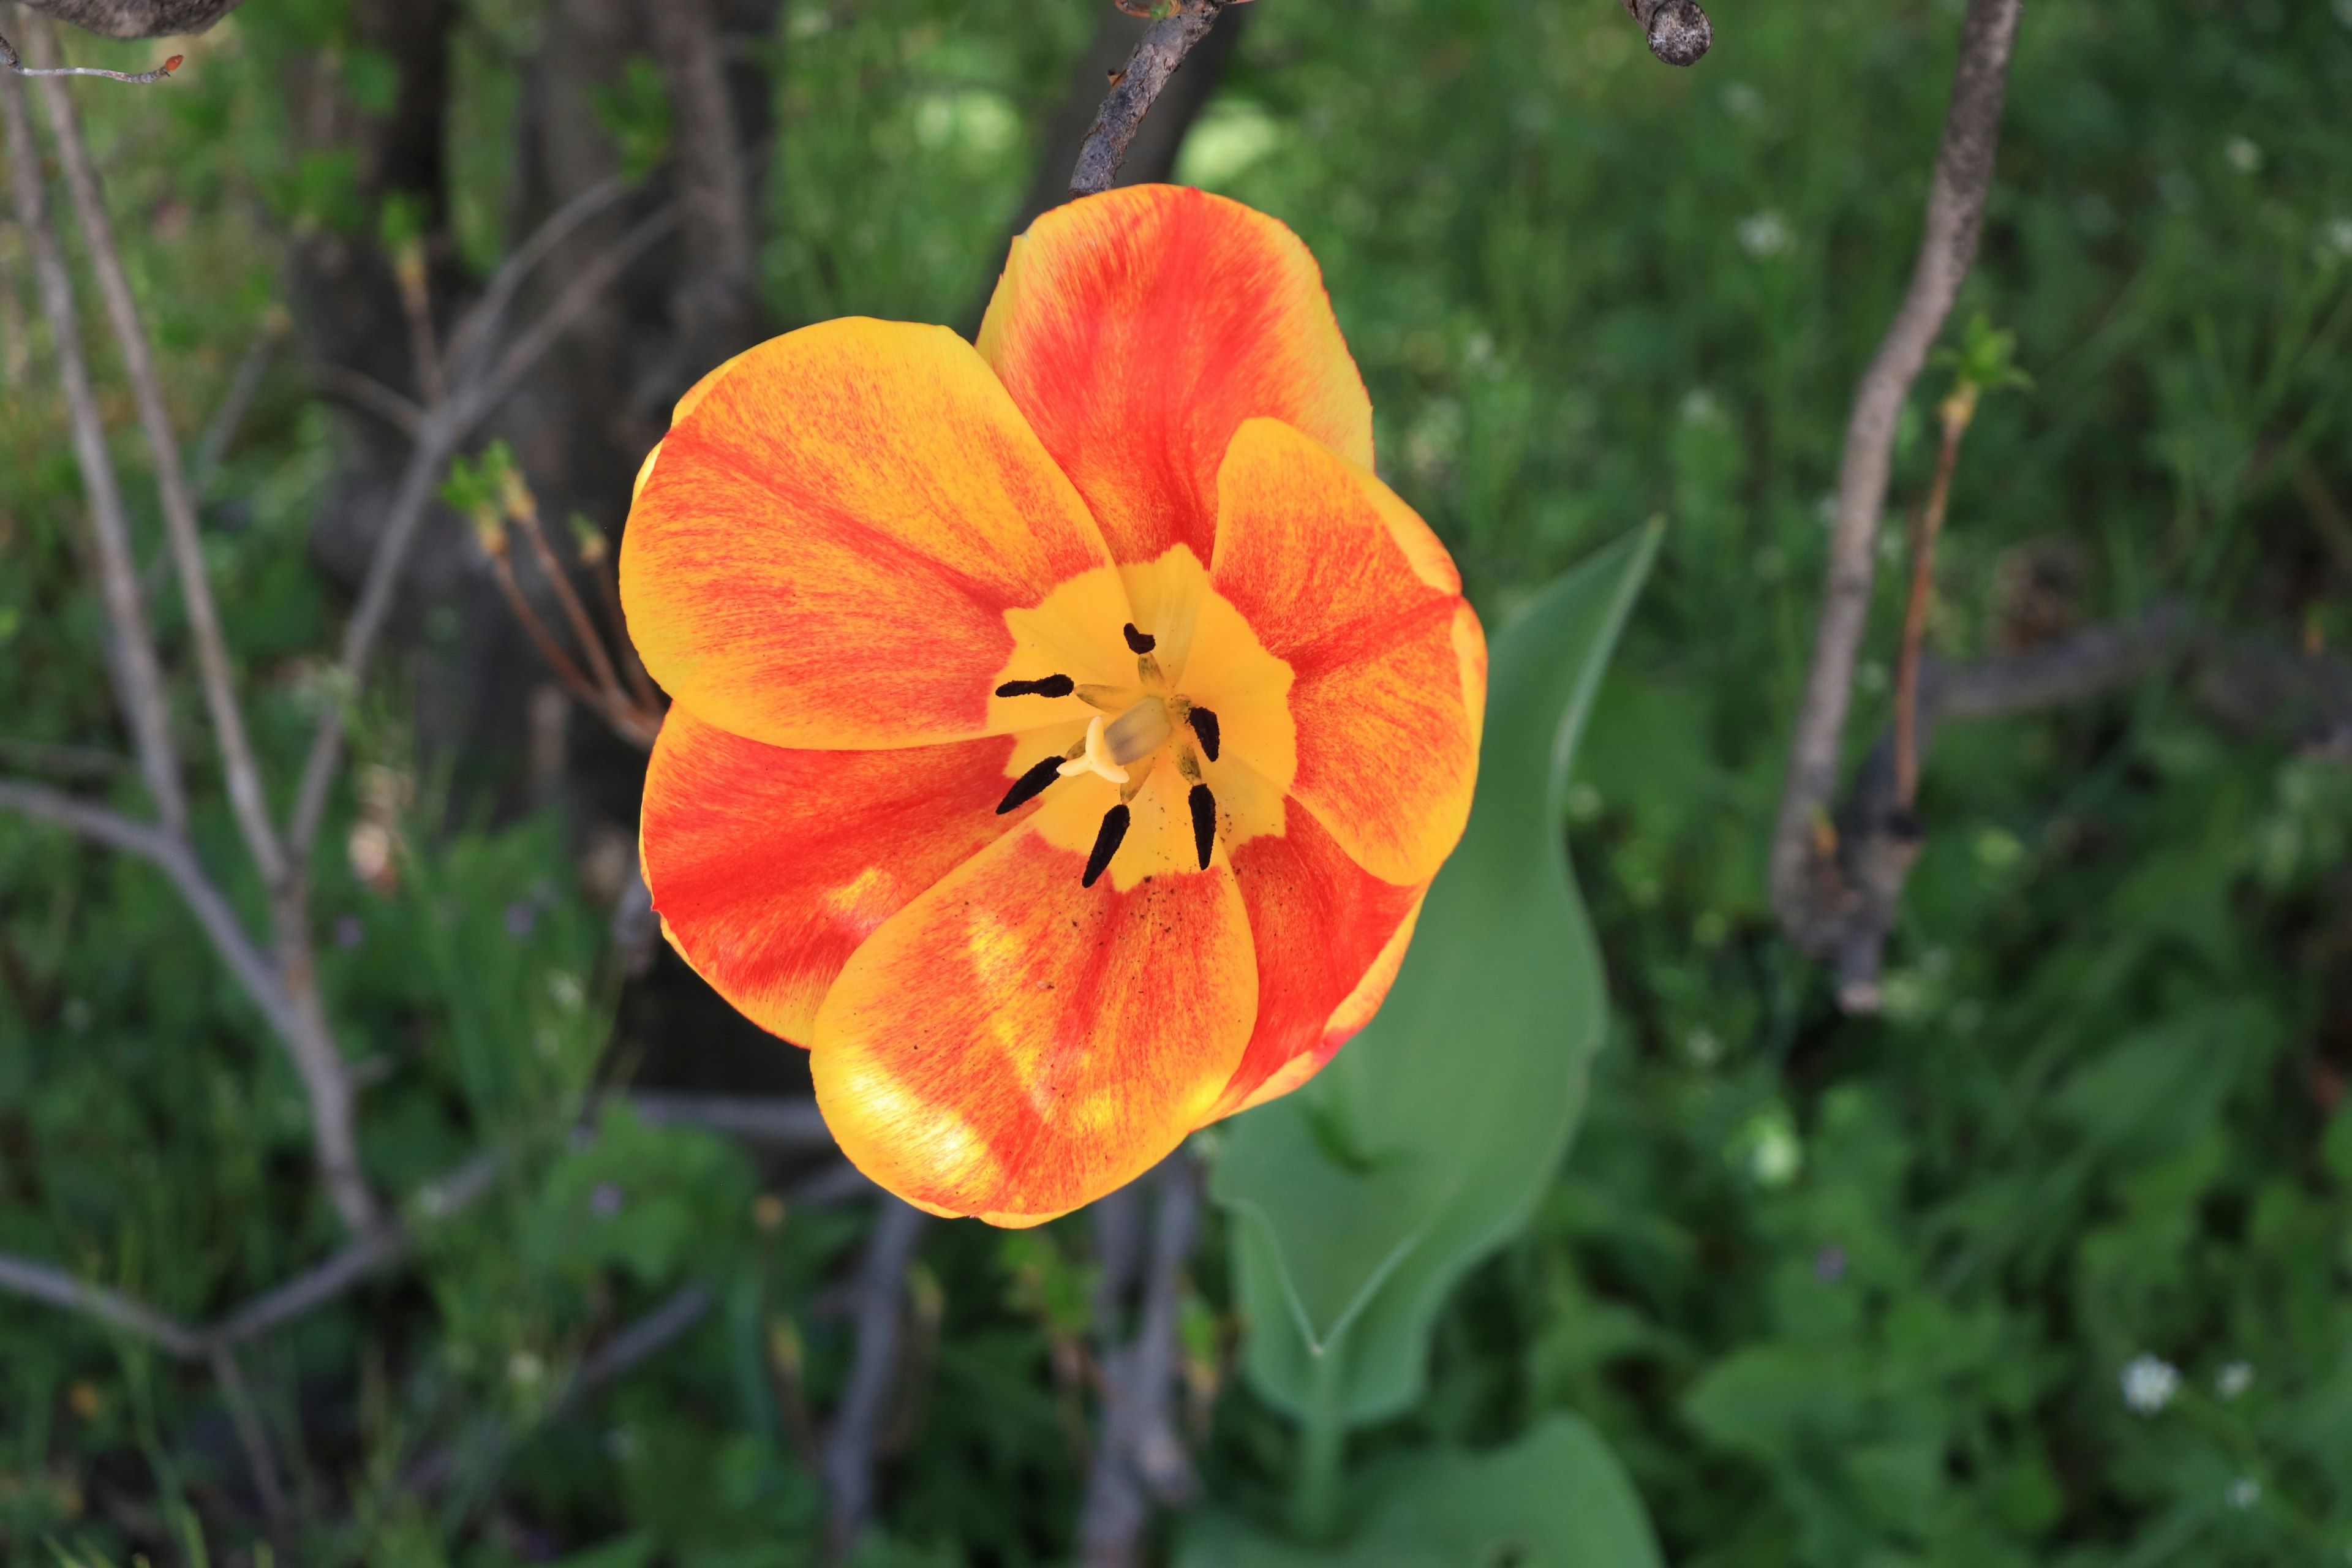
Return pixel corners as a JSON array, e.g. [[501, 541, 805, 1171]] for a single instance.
[[984, 546, 1293, 890]]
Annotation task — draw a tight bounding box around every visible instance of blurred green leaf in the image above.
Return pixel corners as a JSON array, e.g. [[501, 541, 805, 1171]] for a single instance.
[[1212, 521, 1662, 1425], [1178, 1415, 1663, 1568]]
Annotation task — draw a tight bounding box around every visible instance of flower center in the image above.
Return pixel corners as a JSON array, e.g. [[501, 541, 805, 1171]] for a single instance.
[[993, 620, 1227, 888]]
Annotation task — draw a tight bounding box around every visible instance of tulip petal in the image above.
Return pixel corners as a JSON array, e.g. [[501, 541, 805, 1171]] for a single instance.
[[811, 783, 1257, 1225], [641, 706, 1088, 1044], [622, 318, 1119, 750], [1210, 805, 1428, 1118], [976, 186, 1373, 567], [1210, 418, 1485, 886]]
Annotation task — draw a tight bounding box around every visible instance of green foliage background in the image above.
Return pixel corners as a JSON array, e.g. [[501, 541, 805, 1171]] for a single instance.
[[3, 0, 2351, 1564]]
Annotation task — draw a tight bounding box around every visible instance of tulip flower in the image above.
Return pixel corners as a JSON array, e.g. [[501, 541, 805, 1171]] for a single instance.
[[622, 186, 1484, 1225]]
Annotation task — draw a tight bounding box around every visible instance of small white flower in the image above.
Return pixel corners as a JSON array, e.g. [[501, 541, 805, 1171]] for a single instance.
[[2225, 136, 2263, 175], [1685, 1027, 1724, 1066], [507, 1350, 545, 1387], [2121, 1354, 2180, 1415], [2320, 217, 2352, 265], [2226, 1477, 2261, 1510], [1736, 210, 1794, 260], [2216, 1360, 2254, 1400]]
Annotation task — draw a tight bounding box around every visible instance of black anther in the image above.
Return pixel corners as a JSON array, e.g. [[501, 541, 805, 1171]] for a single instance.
[[995, 674, 1076, 699], [997, 755, 1065, 815], [1123, 623, 1156, 654], [1083, 804, 1131, 888], [1188, 783, 1216, 870], [1189, 706, 1220, 762]]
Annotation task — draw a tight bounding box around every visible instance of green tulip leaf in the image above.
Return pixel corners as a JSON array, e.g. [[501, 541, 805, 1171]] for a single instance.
[[1211, 522, 1662, 1425], [1177, 1415, 1664, 1568]]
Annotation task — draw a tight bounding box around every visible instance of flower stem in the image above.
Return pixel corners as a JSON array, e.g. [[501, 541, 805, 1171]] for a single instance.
[[1290, 1341, 1349, 1542]]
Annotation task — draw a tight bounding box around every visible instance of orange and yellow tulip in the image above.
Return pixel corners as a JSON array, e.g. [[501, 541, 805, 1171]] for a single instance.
[[621, 186, 1485, 1226]]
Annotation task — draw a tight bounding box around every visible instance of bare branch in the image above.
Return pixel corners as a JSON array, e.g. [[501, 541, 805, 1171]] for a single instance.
[[1817, 603, 2199, 1008], [1617, 0, 1713, 67], [0, 62, 184, 831], [0, 24, 179, 81], [0, 1146, 502, 1360], [29, 11, 287, 888], [313, 361, 426, 436], [441, 175, 629, 384], [627, 1091, 835, 1151], [0, 1249, 205, 1357], [558, 1283, 715, 1414], [191, 310, 285, 496], [462, 203, 682, 423], [1770, 0, 2022, 978], [0, 778, 300, 1042], [823, 1199, 929, 1562], [1069, 0, 1235, 198], [1079, 1153, 1202, 1567]]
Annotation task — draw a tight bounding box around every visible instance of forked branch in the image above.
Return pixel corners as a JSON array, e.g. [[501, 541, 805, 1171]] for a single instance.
[[1768, 0, 2023, 998]]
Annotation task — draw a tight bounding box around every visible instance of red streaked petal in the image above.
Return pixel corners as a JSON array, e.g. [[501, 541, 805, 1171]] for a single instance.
[[640, 706, 1079, 1044], [620, 318, 1117, 750], [810, 797, 1257, 1226], [976, 185, 1373, 567], [1210, 417, 1484, 886], [1208, 804, 1426, 1119]]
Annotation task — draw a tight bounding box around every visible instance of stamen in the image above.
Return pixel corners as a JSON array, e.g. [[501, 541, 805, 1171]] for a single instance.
[[1083, 804, 1131, 888], [1123, 623, 1156, 654], [1189, 706, 1221, 762], [1059, 715, 1130, 784], [994, 674, 1075, 699], [996, 755, 1064, 815], [1188, 783, 1216, 870]]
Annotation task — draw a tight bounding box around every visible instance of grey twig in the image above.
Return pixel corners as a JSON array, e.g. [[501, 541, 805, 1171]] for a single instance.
[[30, 11, 286, 888], [1069, 0, 1235, 198], [440, 175, 629, 384], [190, 311, 284, 497], [0, 1146, 501, 1360], [558, 1283, 716, 1414], [0, 24, 179, 81], [1617, 0, 1712, 67], [1819, 603, 2201, 1008], [1768, 0, 2023, 998], [287, 200, 680, 862], [0, 61, 184, 832], [627, 1091, 835, 1151], [0, 778, 303, 1042], [1078, 1153, 1202, 1568], [822, 1199, 929, 1562], [0, 1250, 205, 1357], [312, 361, 425, 435]]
